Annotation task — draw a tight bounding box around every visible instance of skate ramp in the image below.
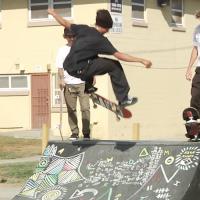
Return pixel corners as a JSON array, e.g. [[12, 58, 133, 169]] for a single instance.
[[13, 140, 200, 200]]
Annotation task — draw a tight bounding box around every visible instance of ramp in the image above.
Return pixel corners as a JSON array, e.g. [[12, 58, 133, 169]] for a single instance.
[[13, 140, 200, 200]]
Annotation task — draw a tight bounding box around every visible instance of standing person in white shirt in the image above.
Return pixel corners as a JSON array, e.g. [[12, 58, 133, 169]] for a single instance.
[[186, 10, 200, 113], [56, 28, 91, 140]]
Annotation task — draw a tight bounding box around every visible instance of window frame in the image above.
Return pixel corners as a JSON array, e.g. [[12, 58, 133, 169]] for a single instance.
[[131, 0, 146, 22], [171, 0, 184, 27], [131, 0, 148, 27], [28, 0, 72, 26], [0, 75, 30, 95]]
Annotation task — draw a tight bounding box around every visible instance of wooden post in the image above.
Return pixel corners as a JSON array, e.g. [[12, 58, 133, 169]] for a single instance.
[[42, 123, 49, 153], [132, 123, 140, 140]]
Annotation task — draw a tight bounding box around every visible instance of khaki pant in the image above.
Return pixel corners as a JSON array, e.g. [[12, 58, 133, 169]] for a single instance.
[[64, 83, 90, 136], [191, 68, 200, 114]]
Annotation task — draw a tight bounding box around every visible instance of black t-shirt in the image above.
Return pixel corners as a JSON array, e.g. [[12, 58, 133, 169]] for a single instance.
[[63, 24, 117, 74]]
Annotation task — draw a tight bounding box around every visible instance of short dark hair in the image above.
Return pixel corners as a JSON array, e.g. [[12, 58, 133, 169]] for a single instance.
[[95, 9, 113, 29], [63, 28, 75, 37], [195, 10, 200, 19]]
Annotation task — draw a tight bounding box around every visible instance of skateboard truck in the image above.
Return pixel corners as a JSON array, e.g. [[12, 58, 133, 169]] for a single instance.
[[111, 104, 121, 121]]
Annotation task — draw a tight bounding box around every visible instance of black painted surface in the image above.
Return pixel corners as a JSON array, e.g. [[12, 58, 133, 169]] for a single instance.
[[13, 140, 200, 200]]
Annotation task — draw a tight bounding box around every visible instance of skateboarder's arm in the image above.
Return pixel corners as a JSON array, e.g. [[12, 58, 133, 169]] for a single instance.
[[48, 8, 71, 28], [186, 46, 198, 81], [113, 51, 152, 68]]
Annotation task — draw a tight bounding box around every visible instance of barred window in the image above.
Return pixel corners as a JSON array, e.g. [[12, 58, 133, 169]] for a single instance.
[[29, 0, 71, 21], [132, 0, 145, 21], [171, 0, 183, 26]]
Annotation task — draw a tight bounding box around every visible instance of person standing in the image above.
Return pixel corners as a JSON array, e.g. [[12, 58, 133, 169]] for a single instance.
[[186, 10, 200, 113], [48, 8, 152, 107], [56, 28, 91, 140]]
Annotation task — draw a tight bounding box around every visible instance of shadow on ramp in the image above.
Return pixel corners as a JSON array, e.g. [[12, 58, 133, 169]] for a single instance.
[[12, 140, 200, 200]]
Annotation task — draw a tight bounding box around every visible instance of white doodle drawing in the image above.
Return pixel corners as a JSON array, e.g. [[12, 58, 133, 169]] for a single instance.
[[154, 188, 171, 200], [140, 196, 149, 199], [38, 185, 67, 200], [126, 164, 177, 199], [96, 188, 113, 200], [173, 180, 181, 186], [69, 188, 98, 199], [175, 147, 200, 170], [160, 165, 179, 183], [165, 156, 175, 165]]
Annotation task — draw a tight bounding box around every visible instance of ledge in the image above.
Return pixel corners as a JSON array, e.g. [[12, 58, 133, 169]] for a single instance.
[[51, 106, 67, 113], [132, 20, 148, 28], [27, 18, 73, 27], [0, 90, 29, 96], [171, 26, 186, 32], [27, 20, 60, 27]]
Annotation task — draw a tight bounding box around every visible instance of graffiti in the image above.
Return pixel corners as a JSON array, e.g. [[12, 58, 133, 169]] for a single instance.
[[13, 143, 200, 200], [18, 150, 86, 198], [175, 146, 200, 170], [38, 186, 67, 200], [69, 188, 98, 199]]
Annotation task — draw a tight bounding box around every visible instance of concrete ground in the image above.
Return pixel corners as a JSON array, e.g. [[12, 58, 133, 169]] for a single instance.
[[0, 184, 22, 200]]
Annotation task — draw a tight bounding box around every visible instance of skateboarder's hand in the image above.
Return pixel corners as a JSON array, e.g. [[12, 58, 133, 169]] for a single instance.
[[59, 79, 65, 90], [142, 60, 152, 68], [48, 8, 55, 16]]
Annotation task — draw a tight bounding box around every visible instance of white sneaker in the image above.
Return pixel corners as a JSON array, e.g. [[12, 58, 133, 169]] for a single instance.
[[119, 96, 138, 107]]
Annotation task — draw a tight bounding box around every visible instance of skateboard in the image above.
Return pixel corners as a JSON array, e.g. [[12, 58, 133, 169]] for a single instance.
[[182, 107, 200, 141], [90, 93, 132, 120]]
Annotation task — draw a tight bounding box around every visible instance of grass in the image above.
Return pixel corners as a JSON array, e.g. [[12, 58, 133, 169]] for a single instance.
[[0, 136, 41, 184], [0, 162, 38, 183], [0, 136, 41, 159]]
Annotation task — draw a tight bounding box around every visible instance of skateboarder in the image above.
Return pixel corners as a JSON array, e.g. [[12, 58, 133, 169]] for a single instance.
[[186, 10, 200, 113], [48, 8, 152, 107], [56, 28, 91, 140]]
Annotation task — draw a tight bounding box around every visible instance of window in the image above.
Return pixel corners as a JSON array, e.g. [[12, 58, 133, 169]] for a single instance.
[[132, 0, 145, 21], [29, 0, 71, 21], [0, 75, 30, 95], [171, 0, 183, 26]]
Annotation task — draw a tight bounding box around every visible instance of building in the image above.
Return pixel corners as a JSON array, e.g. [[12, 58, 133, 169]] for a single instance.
[[0, 0, 199, 140]]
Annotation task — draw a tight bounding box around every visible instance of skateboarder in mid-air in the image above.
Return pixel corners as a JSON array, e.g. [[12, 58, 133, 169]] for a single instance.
[[48, 8, 152, 107]]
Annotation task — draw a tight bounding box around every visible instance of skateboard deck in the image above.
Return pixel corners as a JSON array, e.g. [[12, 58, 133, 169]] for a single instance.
[[90, 93, 132, 120], [182, 107, 200, 141]]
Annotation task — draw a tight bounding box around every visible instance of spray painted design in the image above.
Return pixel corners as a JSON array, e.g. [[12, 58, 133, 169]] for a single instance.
[[17, 144, 85, 199]]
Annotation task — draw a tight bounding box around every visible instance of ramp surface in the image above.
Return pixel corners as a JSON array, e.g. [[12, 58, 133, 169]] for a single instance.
[[13, 140, 200, 200]]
